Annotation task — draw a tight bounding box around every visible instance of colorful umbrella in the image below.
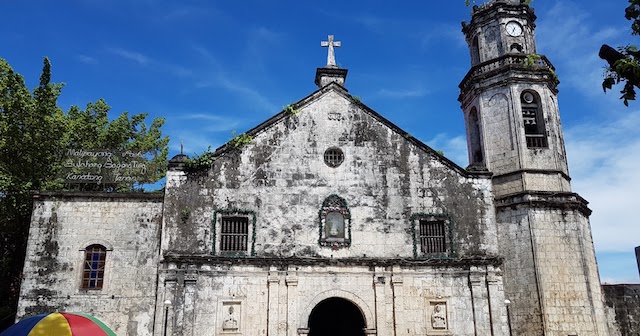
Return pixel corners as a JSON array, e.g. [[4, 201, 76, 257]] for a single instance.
[[0, 312, 116, 336]]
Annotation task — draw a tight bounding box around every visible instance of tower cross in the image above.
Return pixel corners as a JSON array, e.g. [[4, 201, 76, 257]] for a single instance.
[[321, 35, 341, 67]]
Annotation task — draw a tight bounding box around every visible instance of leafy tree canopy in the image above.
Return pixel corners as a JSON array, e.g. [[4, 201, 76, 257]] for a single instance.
[[0, 57, 168, 330], [600, 0, 640, 105]]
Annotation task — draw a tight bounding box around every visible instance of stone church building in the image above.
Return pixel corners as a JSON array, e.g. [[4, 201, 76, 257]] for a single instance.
[[15, 1, 628, 335]]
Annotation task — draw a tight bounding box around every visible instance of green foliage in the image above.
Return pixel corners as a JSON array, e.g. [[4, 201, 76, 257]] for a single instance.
[[284, 103, 300, 116], [352, 95, 361, 103], [64, 99, 169, 189], [0, 57, 169, 330], [602, 45, 640, 106], [228, 131, 253, 149], [184, 146, 215, 173], [601, 1, 640, 105], [180, 208, 191, 223], [525, 53, 542, 67]]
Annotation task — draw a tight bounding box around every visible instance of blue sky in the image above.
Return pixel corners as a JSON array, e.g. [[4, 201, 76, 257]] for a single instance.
[[1, 0, 638, 283]]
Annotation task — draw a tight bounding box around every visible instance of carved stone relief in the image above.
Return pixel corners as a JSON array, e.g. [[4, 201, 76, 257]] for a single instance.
[[428, 301, 449, 334], [220, 301, 242, 334]]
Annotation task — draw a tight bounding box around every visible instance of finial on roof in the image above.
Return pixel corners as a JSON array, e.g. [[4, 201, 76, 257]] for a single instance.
[[315, 34, 348, 89], [321, 35, 341, 68], [180, 141, 184, 155]]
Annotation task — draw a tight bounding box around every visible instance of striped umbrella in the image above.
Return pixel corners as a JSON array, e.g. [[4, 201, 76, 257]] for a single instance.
[[0, 312, 116, 336]]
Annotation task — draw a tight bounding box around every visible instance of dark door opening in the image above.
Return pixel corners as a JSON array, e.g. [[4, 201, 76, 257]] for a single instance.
[[308, 297, 366, 336]]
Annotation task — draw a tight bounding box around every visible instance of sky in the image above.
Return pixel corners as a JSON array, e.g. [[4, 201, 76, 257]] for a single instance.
[[1, 0, 638, 283]]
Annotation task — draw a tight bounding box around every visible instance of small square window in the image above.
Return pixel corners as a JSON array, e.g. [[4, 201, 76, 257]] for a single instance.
[[213, 210, 256, 256], [411, 214, 451, 258], [419, 220, 446, 254], [220, 216, 249, 252]]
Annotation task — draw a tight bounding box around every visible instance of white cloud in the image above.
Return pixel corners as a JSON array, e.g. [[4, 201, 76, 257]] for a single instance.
[[426, 134, 468, 167], [76, 54, 98, 65], [107, 47, 193, 78], [565, 110, 640, 254], [536, 2, 627, 96], [108, 47, 150, 65], [377, 87, 428, 98], [174, 113, 243, 133]]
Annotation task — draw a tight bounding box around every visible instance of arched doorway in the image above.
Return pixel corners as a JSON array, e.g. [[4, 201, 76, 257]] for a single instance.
[[308, 297, 365, 336]]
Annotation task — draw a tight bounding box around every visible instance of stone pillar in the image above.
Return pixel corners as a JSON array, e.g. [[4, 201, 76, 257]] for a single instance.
[[267, 267, 280, 336], [486, 265, 508, 336], [391, 272, 403, 335], [286, 268, 299, 336], [469, 266, 491, 335], [182, 267, 198, 336], [373, 267, 388, 335], [277, 270, 288, 335], [162, 266, 177, 336], [636, 246, 640, 278]]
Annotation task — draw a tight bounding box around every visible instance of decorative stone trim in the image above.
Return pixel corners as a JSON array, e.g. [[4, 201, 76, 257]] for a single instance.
[[161, 255, 503, 268], [318, 194, 352, 248], [495, 191, 592, 216]]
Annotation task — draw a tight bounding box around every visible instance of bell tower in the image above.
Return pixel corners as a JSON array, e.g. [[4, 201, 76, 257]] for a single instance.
[[459, 1, 609, 335]]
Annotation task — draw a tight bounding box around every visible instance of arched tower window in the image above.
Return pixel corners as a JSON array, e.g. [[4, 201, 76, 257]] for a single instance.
[[521, 91, 548, 148], [82, 244, 107, 289], [468, 107, 483, 164], [471, 36, 481, 65]]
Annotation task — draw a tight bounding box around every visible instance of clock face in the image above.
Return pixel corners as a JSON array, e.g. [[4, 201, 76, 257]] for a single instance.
[[506, 21, 523, 37]]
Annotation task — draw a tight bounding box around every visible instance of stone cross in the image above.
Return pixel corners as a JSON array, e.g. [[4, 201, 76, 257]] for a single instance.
[[321, 35, 341, 67]]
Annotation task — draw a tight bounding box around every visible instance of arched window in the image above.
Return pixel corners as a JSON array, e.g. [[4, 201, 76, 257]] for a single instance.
[[82, 244, 107, 289], [521, 91, 548, 148], [471, 36, 481, 65], [468, 107, 483, 164], [319, 195, 351, 248]]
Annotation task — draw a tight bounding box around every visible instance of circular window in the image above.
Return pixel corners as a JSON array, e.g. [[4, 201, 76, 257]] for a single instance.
[[324, 147, 344, 167]]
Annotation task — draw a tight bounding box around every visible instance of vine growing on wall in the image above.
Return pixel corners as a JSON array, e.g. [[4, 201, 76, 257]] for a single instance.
[[525, 53, 542, 67], [184, 146, 216, 174], [284, 103, 300, 116], [228, 131, 253, 149]]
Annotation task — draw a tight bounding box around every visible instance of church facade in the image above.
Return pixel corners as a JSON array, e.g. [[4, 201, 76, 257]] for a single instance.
[[16, 1, 622, 335]]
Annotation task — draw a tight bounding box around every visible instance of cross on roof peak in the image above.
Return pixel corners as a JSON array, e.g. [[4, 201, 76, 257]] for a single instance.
[[321, 35, 341, 68]]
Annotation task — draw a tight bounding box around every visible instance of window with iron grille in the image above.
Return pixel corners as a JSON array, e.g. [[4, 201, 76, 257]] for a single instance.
[[419, 220, 446, 254], [82, 244, 106, 289], [323, 147, 344, 167], [220, 216, 249, 252]]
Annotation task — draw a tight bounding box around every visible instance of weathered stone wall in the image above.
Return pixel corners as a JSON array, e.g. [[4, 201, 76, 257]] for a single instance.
[[462, 81, 571, 194], [163, 87, 498, 261], [17, 193, 163, 336], [603, 284, 640, 336], [156, 260, 508, 336], [496, 201, 609, 336]]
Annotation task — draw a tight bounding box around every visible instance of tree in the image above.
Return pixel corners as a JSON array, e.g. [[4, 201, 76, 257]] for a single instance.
[[600, 0, 640, 106], [0, 57, 169, 330]]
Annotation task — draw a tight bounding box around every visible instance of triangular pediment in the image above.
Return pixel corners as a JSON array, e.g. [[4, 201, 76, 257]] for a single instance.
[[210, 82, 481, 178]]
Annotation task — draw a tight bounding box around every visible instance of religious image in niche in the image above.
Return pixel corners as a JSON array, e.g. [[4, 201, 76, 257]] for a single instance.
[[431, 303, 447, 330], [325, 211, 345, 238], [222, 306, 239, 331]]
